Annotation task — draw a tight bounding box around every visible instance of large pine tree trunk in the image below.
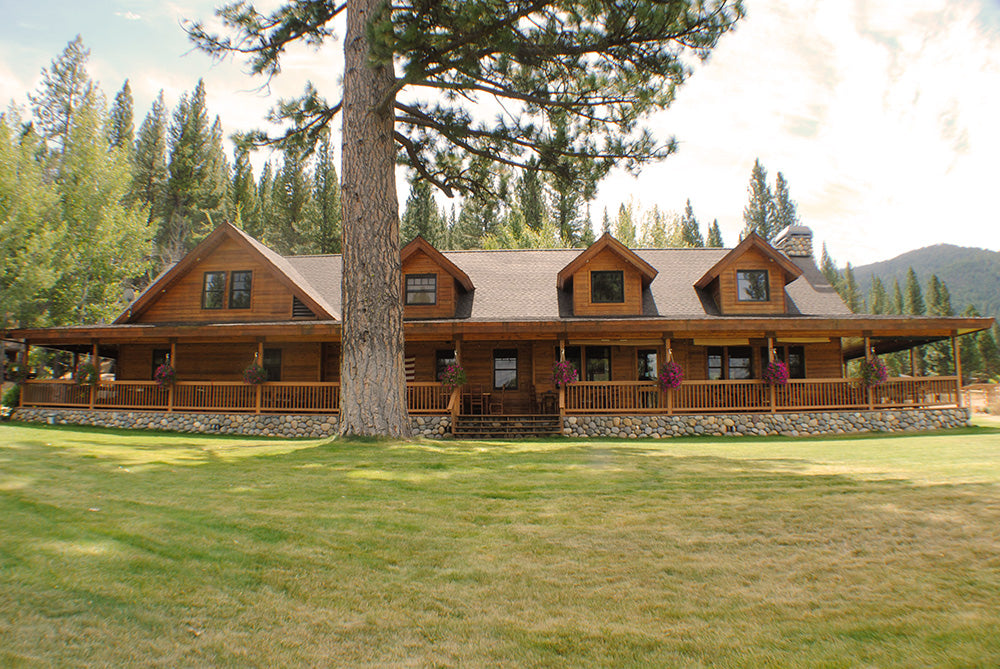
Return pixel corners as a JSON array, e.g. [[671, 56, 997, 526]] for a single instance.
[[339, 0, 410, 438]]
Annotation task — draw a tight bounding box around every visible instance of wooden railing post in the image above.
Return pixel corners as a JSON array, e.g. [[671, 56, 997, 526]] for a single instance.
[[450, 387, 460, 435], [89, 341, 98, 410], [255, 385, 262, 414]]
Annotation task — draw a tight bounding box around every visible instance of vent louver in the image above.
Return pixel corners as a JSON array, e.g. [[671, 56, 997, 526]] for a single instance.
[[292, 296, 315, 319]]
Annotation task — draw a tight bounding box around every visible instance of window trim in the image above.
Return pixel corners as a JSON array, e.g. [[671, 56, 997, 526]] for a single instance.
[[201, 271, 226, 310], [405, 273, 438, 306], [707, 345, 755, 380], [590, 270, 625, 304], [736, 269, 770, 302], [228, 270, 253, 310]]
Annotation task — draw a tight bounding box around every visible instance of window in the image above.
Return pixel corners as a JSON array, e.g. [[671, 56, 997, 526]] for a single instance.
[[262, 348, 282, 382], [151, 349, 170, 380], [493, 348, 518, 389], [405, 274, 437, 305], [435, 350, 457, 382], [591, 270, 624, 303], [707, 346, 754, 380], [585, 346, 611, 381], [637, 349, 658, 381], [229, 271, 252, 309], [736, 270, 769, 302], [202, 271, 226, 309]]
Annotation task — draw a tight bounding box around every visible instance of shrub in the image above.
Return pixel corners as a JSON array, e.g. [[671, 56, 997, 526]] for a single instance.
[[551, 360, 579, 387], [438, 363, 467, 390], [242, 363, 268, 385], [74, 362, 99, 386], [2, 384, 20, 408], [762, 359, 789, 386], [657, 362, 684, 391]]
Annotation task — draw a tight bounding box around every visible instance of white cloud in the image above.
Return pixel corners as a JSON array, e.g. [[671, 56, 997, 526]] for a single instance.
[[114, 11, 141, 21]]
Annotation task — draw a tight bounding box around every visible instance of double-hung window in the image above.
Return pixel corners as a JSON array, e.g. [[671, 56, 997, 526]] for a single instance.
[[405, 274, 437, 305], [229, 271, 253, 309], [202, 272, 226, 309]]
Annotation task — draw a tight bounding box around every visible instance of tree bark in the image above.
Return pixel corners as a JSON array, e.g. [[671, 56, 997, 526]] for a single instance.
[[339, 0, 411, 438]]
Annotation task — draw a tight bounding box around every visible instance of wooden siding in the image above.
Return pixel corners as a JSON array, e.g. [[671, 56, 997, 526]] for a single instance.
[[682, 339, 842, 380], [118, 341, 323, 382], [136, 237, 299, 323], [402, 249, 457, 319], [714, 247, 788, 314], [405, 341, 456, 381], [571, 249, 644, 316]]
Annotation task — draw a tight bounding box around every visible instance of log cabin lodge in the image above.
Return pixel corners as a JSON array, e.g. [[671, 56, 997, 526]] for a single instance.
[[4, 222, 993, 438]]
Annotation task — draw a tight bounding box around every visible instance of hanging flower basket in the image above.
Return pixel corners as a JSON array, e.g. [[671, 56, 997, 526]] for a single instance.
[[762, 359, 789, 386], [242, 363, 268, 385], [551, 360, 579, 387], [153, 363, 176, 387], [858, 357, 888, 389], [75, 362, 99, 386], [657, 361, 684, 391], [438, 363, 467, 390], [6, 361, 28, 384]]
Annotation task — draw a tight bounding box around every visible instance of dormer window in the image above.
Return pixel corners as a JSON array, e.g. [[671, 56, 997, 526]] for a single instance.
[[405, 274, 437, 305], [591, 271, 624, 303], [736, 270, 769, 302]]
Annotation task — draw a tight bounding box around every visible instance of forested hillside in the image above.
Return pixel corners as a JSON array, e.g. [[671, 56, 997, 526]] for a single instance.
[[854, 245, 1000, 321]]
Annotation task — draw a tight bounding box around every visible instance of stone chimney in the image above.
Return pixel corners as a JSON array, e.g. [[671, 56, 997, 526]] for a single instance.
[[772, 225, 813, 258]]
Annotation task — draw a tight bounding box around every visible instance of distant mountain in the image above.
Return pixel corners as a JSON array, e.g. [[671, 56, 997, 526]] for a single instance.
[[853, 244, 1000, 320]]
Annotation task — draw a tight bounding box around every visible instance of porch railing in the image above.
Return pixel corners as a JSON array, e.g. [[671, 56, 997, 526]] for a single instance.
[[18, 377, 960, 415]]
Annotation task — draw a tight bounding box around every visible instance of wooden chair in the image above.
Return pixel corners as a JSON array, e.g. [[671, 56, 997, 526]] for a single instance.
[[489, 388, 504, 415], [465, 384, 485, 414]]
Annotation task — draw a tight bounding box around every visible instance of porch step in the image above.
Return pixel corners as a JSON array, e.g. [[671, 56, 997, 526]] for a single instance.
[[453, 414, 562, 439]]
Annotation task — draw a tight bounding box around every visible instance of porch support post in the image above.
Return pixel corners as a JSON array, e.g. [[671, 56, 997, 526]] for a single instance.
[[558, 339, 566, 423], [256, 340, 264, 414], [19, 341, 29, 408], [89, 340, 98, 410], [952, 332, 963, 408], [865, 335, 874, 411], [767, 335, 776, 413], [664, 336, 673, 415], [451, 338, 462, 433], [168, 339, 176, 413], [910, 347, 917, 376]]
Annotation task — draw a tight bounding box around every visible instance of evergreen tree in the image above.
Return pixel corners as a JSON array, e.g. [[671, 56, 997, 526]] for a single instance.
[[303, 133, 342, 253], [270, 145, 310, 253], [841, 263, 861, 313], [230, 142, 261, 237], [890, 279, 904, 315], [706, 219, 723, 247], [517, 160, 547, 231], [107, 80, 134, 156], [820, 242, 841, 289], [924, 274, 954, 375], [771, 171, 798, 234], [0, 112, 62, 328], [741, 158, 775, 240], [401, 179, 445, 246], [161, 80, 227, 263], [614, 203, 637, 247], [256, 161, 276, 239], [904, 267, 925, 315], [601, 207, 612, 235], [679, 199, 704, 247], [580, 205, 595, 246], [132, 91, 169, 225], [548, 173, 583, 246], [959, 305, 985, 383], [28, 35, 94, 155], [867, 276, 889, 314], [47, 96, 152, 324]]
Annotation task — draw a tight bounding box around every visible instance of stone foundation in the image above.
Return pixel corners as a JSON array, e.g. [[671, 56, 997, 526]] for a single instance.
[[11, 408, 453, 440], [9, 407, 969, 440], [563, 408, 970, 438]]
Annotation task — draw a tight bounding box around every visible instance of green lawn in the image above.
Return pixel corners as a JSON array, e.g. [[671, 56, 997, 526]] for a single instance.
[[2, 421, 999, 667]]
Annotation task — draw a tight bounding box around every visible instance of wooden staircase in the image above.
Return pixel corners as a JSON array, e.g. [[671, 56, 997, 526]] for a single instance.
[[453, 414, 562, 438]]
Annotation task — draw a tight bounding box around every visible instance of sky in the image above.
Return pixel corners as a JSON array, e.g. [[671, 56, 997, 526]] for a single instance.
[[1, 0, 999, 266]]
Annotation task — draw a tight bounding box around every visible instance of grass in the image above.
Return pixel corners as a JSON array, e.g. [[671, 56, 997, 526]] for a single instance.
[[1, 420, 999, 667]]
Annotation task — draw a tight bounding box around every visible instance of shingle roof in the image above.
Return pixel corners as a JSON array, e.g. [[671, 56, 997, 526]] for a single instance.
[[286, 246, 852, 321]]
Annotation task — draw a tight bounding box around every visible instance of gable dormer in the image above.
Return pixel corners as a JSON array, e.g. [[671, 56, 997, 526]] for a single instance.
[[115, 222, 336, 324], [400, 236, 473, 319], [693, 232, 802, 315], [557, 233, 658, 316]]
